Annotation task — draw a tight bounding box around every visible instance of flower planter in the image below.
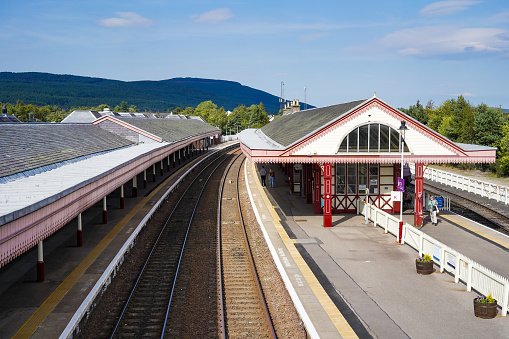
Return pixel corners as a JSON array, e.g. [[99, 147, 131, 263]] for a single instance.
[[415, 261, 433, 275], [473, 300, 497, 319]]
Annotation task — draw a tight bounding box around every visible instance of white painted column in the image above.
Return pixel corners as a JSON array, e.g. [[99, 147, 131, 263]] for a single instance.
[[102, 196, 107, 224]]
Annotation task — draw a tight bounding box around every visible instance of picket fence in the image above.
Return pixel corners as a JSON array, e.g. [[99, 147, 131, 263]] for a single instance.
[[357, 199, 509, 316], [409, 163, 509, 205]]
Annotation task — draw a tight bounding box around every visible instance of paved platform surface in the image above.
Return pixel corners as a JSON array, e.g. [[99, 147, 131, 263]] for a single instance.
[[248, 161, 509, 338], [1, 149, 508, 339]]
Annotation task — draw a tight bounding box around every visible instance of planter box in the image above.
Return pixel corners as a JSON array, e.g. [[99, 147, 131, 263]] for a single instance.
[[415, 261, 433, 275], [473, 300, 497, 319]]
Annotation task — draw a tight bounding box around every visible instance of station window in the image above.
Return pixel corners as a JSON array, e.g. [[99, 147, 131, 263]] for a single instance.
[[338, 123, 408, 153]]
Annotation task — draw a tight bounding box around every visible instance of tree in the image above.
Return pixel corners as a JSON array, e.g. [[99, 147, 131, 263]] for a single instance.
[[473, 104, 505, 146], [119, 101, 128, 112], [183, 107, 194, 116], [400, 100, 428, 125], [194, 101, 217, 121], [172, 107, 184, 115], [247, 103, 270, 128]]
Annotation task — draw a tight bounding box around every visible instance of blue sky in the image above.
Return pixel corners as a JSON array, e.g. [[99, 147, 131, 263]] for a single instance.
[[1, 0, 508, 109]]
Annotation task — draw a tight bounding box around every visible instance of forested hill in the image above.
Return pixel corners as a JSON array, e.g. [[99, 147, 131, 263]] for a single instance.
[[0, 72, 306, 113]]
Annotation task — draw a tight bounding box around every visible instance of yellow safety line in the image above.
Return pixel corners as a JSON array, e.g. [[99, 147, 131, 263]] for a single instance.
[[249, 162, 358, 338], [13, 166, 187, 338], [440, 214, 509, 250]]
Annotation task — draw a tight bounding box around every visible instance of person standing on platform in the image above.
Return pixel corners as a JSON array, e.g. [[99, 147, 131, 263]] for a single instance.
[[268, 168, 275, 187], [260, 166, 267, 187], [427, 196, 438, 226]]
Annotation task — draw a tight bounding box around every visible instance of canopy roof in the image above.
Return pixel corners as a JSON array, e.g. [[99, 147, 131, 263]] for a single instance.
[[239, 96, 496, 164]]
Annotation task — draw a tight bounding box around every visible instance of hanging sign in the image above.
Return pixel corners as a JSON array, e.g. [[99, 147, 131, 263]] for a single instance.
[[397, 177, 405, 191]]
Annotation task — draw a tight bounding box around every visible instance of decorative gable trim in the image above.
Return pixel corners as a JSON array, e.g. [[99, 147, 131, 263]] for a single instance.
[[284, 98, 467, 157]]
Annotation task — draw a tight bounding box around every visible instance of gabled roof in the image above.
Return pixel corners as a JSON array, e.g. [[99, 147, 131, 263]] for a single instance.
[[260, 99, 367, 147], [0, 124, 134, 179], [240, 96, 497, 164], [93, 116, 220, 143], [61, 110, 102, 123]]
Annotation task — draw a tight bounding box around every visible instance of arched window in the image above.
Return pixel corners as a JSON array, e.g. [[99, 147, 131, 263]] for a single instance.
[[338, 123, 409, 153]]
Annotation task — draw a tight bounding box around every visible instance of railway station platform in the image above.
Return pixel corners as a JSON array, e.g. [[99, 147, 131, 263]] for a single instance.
[[1, 146, 508, 339], [247, 161, 509, 338], [0, 144, 230, 339]]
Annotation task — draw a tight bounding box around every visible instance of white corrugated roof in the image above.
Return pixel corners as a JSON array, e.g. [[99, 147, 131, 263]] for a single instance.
[[0, 142, 170, 226]]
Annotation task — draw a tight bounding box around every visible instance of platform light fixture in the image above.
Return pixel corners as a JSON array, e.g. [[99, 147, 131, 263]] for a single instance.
[[398, 120, 408, 243]]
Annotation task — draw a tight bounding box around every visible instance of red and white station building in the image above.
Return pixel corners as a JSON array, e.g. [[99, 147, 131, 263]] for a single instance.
[[238, 95, 496, 227]]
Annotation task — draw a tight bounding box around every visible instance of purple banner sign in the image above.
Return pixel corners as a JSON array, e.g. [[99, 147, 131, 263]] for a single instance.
[[397, 177, 405, 191]]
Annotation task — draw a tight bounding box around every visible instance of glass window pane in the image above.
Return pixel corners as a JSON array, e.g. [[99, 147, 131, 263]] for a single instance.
[[347, 164, 356, 194], [369, 124, 379, 152], [358, 164, 367, 194], [336, 164, 346, 194], [338, 138, 347, 152], [348, 128, 358, 152], [379, 125, 389, 152], [389, 127, 400, 152], [369, 164, 378, 194], [358, 125, 369, 152]]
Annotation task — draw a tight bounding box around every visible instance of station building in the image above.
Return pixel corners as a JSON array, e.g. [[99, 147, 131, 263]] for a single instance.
[[238, 95, 496, 227]]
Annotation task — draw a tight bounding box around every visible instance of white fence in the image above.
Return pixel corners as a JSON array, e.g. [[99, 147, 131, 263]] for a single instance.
[[357, 199, 509, 316], [409, 163, 509, 205]]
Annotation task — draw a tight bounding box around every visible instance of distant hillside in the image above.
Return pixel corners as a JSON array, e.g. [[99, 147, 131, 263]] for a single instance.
[[0, 72, 312, 113]]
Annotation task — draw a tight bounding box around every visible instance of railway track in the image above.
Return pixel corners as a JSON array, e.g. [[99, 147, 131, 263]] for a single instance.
[[77, 145, 307, 338], [218, 154, 276, 338], [423, 182, 509, 234], [109, 148, 236, 338]]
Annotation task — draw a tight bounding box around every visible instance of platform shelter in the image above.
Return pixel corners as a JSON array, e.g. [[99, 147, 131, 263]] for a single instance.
[[238, 95, 496, 227]]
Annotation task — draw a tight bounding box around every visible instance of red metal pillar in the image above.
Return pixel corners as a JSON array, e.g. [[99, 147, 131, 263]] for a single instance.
[[323, 163, 332, 227], [102, 196, 107, 224], [77, 213, 83, 247], [306, 164, 313, 204], [152, 164, 156, 182], [37, 241, 44, 282], [289, 164, 294, 193], [143, 169, 147, 189], [314, 164, 322, 214], [414, 163, 424, 226], [160, 160, 164, 176], [132, 175, 138, 198], [173, 153, 176, 168], [120, 184, 125, 209]]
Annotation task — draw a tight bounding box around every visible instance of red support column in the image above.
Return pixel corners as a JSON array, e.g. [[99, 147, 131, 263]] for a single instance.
[[160, 160, 164, 176], [306, 164, 313, 204], [132, 175, 138, 198], [102, 196, 108, 224], [37, 241, 44, 282], [414, 163, 424, 226], [323, 163, 332, 228], [314, 164, 322, 214], [77, 213, 83, 247], [152, 164, 156, 182], [289, 164, 294, 193], [120, 184, 125, 209], [143, 169, 147, 189]]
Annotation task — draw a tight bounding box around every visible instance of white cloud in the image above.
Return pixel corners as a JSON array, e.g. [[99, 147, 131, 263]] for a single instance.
[[191, 8, 233, 24], [420, 1, 481, 17], [98, 12, 153, 28], [299, 33, 328, 42], [378, 25, 509, 57], [490, 11, 509, 23]]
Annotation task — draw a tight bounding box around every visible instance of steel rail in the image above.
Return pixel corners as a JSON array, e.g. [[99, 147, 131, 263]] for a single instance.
[[109, 150, 231, 338], [218, 154, 276, 338]]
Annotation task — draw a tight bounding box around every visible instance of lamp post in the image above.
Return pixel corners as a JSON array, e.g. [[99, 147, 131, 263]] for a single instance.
[[398, 120, 408, 244]]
